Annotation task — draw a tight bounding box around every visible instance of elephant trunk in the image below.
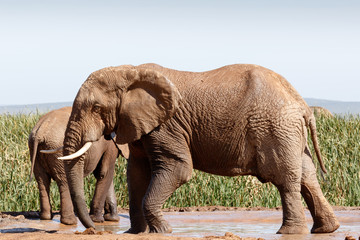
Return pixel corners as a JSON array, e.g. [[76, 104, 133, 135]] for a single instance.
[[63, 123, 95, 229], [64, 158, 95, 229]]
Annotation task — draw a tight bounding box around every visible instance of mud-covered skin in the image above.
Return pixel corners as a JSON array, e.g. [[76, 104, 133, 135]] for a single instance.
[[63, 64, 339, 234], [28, 107, 119, 225]]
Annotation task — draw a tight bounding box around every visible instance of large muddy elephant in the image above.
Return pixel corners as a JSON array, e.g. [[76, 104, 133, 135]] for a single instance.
[[61, 64, 339, 234], [28, 107, 120, 224]]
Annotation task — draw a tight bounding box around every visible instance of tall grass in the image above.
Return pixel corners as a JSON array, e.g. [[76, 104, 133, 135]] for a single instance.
[[0, 113, 359, 212], [311, 115, 360, 206]]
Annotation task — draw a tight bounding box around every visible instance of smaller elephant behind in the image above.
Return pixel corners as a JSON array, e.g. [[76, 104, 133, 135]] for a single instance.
[[310, 106, 333, 118], [28, 106, 120, 225]]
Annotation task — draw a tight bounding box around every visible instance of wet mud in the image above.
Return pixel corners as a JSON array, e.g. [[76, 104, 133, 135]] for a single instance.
[[0, 208, 359, 240]]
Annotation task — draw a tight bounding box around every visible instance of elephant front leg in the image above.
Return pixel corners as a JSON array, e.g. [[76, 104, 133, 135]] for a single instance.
[[90, 179, 111, 223], [126, 155, 151, 233], [126, 135, 193, 233], [89, 192, 106, 222], [90, 151, 118, 223], [57, 182, 77, 225], [300, 149, 340, 233], [142, 173, 174, 233], [103, 180, 120, 222], [142, 160, 192, 233]]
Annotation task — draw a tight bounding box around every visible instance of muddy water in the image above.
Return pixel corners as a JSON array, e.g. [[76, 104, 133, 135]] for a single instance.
[[1, 210, 359, 239]]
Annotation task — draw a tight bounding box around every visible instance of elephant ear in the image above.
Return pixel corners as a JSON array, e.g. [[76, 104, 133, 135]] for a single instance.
[[116, 68, 181, 144]]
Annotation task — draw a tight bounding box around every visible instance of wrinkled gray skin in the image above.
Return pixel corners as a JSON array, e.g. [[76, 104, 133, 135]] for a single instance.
[[63, 64, 339, 234], [28, 107, 119, 225]]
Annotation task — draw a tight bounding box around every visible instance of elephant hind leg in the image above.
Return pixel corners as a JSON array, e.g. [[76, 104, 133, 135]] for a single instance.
[[275, 185, 309, 234], [258, 134, 309, 234], [300, 147, 339, 233], [35, 168, 52, 220]]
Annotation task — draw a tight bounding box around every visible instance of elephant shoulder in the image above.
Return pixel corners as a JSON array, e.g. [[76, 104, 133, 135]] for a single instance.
[[137, 63, 164, 71]]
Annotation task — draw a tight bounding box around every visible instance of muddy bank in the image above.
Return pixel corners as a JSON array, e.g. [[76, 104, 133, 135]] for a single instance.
[[1, 207, 360, 240], [0, 232, 264, 240]]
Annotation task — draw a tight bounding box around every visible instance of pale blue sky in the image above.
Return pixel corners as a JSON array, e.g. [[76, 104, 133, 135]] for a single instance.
[[1, 0, 359, 105]]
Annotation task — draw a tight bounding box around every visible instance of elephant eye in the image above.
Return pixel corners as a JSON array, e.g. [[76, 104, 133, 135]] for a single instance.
[[93, 105, 102, 114]]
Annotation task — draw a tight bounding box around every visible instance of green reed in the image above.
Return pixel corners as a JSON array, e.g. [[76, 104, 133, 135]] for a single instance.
[[309, 114, 360, 206], [0, 112, 359, 212]]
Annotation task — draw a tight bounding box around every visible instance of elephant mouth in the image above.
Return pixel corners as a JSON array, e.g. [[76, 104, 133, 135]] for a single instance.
[[104, 132, 116, 141], [104, 134, 112, 141]]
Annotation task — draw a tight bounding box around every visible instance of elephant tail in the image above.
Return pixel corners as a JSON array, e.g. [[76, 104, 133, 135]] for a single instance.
[[308, 115, 327, 174], [29, 138, 38, 183]]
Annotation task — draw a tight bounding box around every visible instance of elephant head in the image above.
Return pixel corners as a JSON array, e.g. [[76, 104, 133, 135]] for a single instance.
[[62, 65, 181, 228]]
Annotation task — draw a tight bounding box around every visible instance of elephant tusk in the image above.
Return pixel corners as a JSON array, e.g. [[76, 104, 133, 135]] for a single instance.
[[58, 142, 93, 160], [40, 147, 63, 154]]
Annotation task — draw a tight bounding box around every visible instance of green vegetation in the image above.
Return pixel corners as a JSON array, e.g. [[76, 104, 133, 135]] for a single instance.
[[0, 113, 359, 212]]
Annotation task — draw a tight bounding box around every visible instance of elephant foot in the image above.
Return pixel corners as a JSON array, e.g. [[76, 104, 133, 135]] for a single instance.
[[60, 215, 77, 225], [90, 214, 104, 223], [277, 224, 309, 234], [311, 218, 340, 233], [104, 213, 120, 222], [40, 212, 53, 220], [149, 221, 172, 233], [125, 225, 149, 234]]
